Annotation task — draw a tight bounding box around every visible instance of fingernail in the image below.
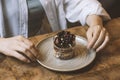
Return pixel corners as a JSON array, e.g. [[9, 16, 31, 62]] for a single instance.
[[96, 49, 99, 52], [26, 60, 31, 63], [87, 45, 91, 49]]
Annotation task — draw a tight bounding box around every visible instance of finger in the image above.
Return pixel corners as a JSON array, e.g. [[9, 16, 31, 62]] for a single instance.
[[13, 44, 36, 62], [19, 36, 34, 47], [29, 46, 39, 57], [20, 42, 38, 58], [86, 29, 92, 42], [88, 25, 101, 49], [16, 36, 34, 48], [6, 50, 30, 63], [16, 37, 38, 57], [96, 32, 109, 52], [20, 50, 36, 62], [18, 37, 38, 57], [93, 28, 106, 50]]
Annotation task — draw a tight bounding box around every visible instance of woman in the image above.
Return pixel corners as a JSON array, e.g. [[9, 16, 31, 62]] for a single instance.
[[0, 0, 110, 63]]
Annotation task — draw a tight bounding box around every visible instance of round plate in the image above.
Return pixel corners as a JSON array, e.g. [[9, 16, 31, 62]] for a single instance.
[[36, 35, 96, 72]]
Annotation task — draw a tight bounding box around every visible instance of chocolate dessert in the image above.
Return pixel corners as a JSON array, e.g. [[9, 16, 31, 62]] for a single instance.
[[54, 31, 76, 59]]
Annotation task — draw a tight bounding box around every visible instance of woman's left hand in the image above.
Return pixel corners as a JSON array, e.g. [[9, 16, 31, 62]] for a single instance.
[[86, 25, 109, 52]]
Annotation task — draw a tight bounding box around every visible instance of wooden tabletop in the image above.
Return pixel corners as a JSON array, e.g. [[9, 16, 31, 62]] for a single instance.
[[0, 17, 120, 80]]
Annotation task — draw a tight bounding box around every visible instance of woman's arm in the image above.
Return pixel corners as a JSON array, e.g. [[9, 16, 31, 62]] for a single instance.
[[64, 0, 110, 26]]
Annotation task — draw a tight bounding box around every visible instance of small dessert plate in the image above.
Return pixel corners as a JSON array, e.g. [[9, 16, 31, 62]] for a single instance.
[[36, 35, 96, 72]]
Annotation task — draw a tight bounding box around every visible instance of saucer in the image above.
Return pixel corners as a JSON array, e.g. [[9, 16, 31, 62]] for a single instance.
[[36, 35, 96, 72]]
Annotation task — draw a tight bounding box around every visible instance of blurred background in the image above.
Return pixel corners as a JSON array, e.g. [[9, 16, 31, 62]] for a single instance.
[[98, 0, 120, 18]]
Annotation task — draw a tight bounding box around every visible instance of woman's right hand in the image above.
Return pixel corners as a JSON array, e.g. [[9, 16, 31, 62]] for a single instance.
[[0, 36, 38, 63]]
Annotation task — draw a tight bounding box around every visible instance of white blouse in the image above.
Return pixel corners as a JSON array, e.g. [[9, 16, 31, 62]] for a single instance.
[[0, 0, 110, 38]]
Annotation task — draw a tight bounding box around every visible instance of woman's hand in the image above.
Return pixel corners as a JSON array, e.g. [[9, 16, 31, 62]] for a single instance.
[[86, 25, 109, 52], [86, 14, 110, 52], [0, 36, 38, 63]]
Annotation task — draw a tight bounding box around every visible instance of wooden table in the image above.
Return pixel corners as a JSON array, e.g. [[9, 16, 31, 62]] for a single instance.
[[0, 17, 120, 80]]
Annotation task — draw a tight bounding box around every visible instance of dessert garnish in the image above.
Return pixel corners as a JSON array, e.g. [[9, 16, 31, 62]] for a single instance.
[[54, 31, 76, 60]]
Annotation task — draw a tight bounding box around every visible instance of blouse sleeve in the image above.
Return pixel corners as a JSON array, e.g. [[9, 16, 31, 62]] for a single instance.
[[64, 0, 111, 26]]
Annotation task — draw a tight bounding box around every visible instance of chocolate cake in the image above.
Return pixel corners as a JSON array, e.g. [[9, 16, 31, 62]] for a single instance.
[[54, 31, 76, 59]]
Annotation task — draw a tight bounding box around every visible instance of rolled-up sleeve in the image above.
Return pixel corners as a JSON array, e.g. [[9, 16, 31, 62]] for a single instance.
[[64, 0, 111, 26]]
